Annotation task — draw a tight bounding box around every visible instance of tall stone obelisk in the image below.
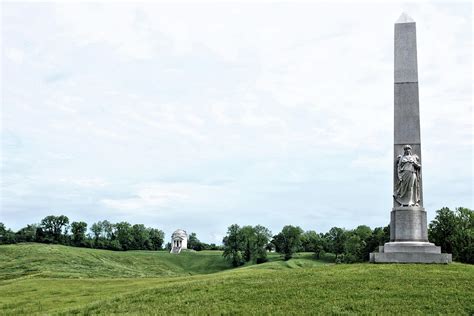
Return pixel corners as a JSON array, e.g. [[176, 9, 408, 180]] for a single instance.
[[370, 13, 451, 263]]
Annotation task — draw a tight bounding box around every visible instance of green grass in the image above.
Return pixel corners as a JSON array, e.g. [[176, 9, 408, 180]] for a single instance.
[[0, 243, 230, 280], [1, 243, 473, 315]]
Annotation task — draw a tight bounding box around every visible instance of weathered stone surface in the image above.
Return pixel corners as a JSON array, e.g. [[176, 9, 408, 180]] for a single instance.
[[395, 20, 418, 83], [383, 242, 440, 253], [370, 252, 452, 264], [390, 207, 428, 242], [394, 83, 420, 145]]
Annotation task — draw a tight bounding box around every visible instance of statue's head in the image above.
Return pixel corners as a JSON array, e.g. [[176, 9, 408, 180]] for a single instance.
[[403, 144, 412, 154]]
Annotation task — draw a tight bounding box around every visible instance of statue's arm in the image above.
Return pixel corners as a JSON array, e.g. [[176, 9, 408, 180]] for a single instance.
[[413, 155, 421, 169]]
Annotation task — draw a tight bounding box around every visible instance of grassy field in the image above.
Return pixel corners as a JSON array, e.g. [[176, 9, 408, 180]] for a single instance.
[[0, 243, 230, 280], [1, 243, 473, 315]]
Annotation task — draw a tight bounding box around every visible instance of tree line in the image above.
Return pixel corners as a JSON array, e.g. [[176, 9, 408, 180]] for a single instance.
[[221, 207, 473, 265], [0, 207, 472, 264], [0, 215, 166, 251], [221, 223, 390, 265], [0, 215, 222, 252]]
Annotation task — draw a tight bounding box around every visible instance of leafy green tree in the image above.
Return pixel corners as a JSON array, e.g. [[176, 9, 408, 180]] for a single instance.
[[115, 222, 133, 250], [90, 221, 103, 246], [148, 228, 165, 250], [353, 225, 372, 241], [253, 225, 272, 263], [207, 243, 222, 250], [237, 225, 273, 263], [300, 231, 326, 259], [40, 215, 69, 243], [343, 234, 364, 263], [222, 224, 245, 267], [364, 226, 390, 260], [35, 226, 46, 243], [273, 225, 303, 260], [102, 220, 114, 240], [188, 232, 203, 251], [454, 207, 474, 263], [240, 225, 256, 262], [71, 221, 88, 246], [131, 224, 149, 249], [0, 223, 16, 244], [15, 224, 38, 242], [429, 207, 474, 263], [108, 239, 122, 251], [301, 230, 319, 252], [428, 207, 457, 254], [326, 227, 346, 260]]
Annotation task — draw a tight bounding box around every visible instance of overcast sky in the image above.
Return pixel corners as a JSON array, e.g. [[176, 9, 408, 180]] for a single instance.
[[1, 2, 472, 243]]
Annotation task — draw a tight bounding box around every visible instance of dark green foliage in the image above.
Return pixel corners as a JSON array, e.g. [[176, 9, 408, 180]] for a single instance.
[[0, 223, 16, 244], [148, 228, 165, 250], [223, 224, 245, 267], [429, 207, 457, 254], [362, 225, 390, 260], [429, 207, 473, 263], [131, 224, 148, 249], [273, 225, 303, 260], [40, 215, 69, 243], [88, 221, 165, 251], [71, 222, 88, 246], [252, 225, 272, 263], [222, 224, 272, 266], [90, 221, 103, 243], [188, 232, 203, 251], [15, 224, 38, 243], [0, 215, 166, 252], [326, 227, 346, 261], [241, 226, 256, 262], [343, 235, 363, 263], [102, 220, 114, 240], [187, 233, 222, 251], [114, 222, 133, 251], [323, 225, 390, 263]]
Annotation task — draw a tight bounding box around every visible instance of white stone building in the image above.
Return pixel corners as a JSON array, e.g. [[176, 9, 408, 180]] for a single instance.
[[170, 229, 188, 254]]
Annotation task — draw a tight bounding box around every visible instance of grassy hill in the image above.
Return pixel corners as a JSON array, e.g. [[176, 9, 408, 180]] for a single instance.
[[1, 243, 473, 315], [0, 243, 230, 280]]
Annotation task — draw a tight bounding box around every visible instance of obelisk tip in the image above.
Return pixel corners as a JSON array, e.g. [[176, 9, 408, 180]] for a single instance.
[[396, 12, 415, 24]]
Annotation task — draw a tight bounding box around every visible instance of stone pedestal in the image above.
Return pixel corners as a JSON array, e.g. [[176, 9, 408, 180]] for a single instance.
[[390, 207, 428, 242], [370, 242, 452, 263], [370, 207, 452, 264], [370, 250, 452, 263]]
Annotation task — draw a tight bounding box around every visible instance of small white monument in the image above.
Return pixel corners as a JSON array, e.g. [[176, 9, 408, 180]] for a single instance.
[[170, 229, 188, 254]]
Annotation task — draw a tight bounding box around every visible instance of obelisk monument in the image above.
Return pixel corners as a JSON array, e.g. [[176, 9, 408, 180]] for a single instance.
[[370, 13, 451, 263]]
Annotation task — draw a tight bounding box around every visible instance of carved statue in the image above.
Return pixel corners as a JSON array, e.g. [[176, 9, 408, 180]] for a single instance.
[[394, 144, 421, 207]]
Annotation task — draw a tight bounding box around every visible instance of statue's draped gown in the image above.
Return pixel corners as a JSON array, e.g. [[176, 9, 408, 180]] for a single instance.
[[395, 154, 420, 206]]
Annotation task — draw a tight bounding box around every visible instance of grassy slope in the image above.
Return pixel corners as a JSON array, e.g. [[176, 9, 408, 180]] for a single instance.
[[0, 243, 230, 280], [1, 243, 473, 315]]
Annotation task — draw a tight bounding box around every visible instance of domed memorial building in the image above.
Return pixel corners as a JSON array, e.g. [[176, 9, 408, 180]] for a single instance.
[[170, 229, 188, 254]]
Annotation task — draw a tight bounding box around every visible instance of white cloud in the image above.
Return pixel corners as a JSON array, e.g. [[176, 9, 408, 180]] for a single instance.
[[59, 177, 108, 188], [1, 2, 472, 239], [5, 48, 24, 64]]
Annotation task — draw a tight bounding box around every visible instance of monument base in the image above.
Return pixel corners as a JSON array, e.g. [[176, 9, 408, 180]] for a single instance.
[[370, 242, 452, 264], [390, 206, 428, 242]]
